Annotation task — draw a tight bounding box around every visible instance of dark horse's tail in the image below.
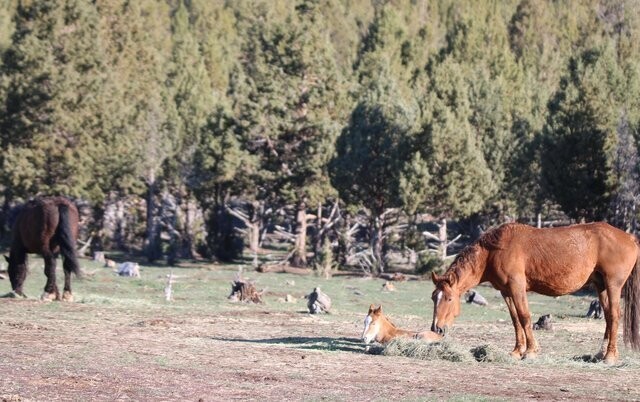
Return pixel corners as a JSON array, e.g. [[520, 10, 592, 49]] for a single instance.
[[55, 203, 81, 276], [623, 244, 640, 350]]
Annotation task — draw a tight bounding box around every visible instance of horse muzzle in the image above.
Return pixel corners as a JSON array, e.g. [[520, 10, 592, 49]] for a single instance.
[[431, 323, 445, 335]]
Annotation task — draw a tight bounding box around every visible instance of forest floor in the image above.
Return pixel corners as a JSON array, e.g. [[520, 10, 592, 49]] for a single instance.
[[1, 258, 640, 401]]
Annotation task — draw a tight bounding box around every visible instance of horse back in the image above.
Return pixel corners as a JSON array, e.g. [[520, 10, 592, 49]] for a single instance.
[[13, 197, 79, 254], [486, 222, 637, 295]]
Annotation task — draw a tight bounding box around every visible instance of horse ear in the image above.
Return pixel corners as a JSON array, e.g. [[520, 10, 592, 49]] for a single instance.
[[448, 272, 458, 287], [368, 303, 376, 313], [431, 272, 439, 284], [4, 255, 8, 263], [375, 305, 383, 314]]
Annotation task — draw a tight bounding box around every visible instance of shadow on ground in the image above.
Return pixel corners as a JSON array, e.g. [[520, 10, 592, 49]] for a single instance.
[[210, 336, 367, 353]]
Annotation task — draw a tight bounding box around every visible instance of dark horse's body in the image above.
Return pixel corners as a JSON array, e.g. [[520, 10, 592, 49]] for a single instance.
[[430, 222, 640, 363], [5, 197, 81, 301]]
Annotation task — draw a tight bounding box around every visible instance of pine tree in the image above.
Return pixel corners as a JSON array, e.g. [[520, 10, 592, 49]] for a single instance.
[[541, 44, 625, 221], [163, 0, 215, 262], [330, 71, 418, 273], [1, 0, 106, 201], [419, 57, 495, 219], [192, 103, 258, 261]]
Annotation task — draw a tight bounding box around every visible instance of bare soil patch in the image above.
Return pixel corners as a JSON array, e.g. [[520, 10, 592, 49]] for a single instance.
[[1, 267, 640, 401]]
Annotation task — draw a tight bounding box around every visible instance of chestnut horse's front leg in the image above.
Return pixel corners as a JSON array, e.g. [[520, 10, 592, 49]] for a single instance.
[[509, 285, 539, 359], [502, 293, 526, 359]]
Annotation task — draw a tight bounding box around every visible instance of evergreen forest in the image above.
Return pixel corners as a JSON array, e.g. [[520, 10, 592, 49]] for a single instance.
[[1, 0, 640, 273]]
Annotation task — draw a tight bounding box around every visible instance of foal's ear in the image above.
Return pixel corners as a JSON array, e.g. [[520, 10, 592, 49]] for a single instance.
[[3, 255, 9, 263], [374, 305, 383, 314], [368, 303, 376, 313]]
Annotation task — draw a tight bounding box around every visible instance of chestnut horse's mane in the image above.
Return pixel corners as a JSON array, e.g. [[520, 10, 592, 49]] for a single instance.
[[443, 223, 524, 285]]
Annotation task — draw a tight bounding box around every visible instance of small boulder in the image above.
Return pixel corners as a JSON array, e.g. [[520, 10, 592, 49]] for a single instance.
[[464, 289, 488, 306], [117, 262, 140, 277], [533, 314, 553, 330], [306, 287, 331, 314]]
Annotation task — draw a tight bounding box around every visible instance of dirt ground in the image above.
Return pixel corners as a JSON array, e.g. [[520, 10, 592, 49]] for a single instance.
[[2, 295, 640, 401]]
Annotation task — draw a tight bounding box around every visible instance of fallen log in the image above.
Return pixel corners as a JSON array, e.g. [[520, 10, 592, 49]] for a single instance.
[[377, 272, 421, 281], [256, 264, 313, 275]]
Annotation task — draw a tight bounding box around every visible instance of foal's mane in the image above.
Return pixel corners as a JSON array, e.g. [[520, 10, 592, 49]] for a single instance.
[[442, 223, 521, 285]]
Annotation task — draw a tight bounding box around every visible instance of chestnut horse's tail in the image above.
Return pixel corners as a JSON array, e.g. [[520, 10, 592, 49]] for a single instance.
[[623, 244, 640, 350], [55, 203, 81, 276]]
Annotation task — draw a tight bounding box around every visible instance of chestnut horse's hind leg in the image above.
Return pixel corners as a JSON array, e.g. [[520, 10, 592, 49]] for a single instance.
[[502, 293, 526, 359], [595, 286, 610, 359], [602, 284, 623, 364], [41, 253, 60, 301]]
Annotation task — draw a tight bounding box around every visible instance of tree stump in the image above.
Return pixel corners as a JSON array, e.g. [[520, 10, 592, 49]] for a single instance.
[[228, 279, 263, 303]]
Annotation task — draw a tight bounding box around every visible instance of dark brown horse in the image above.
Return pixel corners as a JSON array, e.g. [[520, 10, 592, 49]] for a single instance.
[[430, 222, 640, 364], [4, 197, 81, 301]]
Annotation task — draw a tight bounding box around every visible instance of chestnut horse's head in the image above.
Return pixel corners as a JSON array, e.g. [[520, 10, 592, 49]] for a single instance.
[[362, 304, 384, 344], [430, 272, 461, 335]]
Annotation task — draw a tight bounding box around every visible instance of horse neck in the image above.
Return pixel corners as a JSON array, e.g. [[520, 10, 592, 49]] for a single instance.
[[452, 247, 488, 295], [376, 316, 416, 343]]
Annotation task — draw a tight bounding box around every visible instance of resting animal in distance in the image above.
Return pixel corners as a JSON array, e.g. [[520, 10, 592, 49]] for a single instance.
[[362, 304, 443, 344]]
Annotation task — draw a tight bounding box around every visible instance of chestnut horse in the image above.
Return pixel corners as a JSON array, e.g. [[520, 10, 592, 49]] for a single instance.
[[430, 222, 640, 364], [362, 304, 443, 344], [5, 197, 81, 301]]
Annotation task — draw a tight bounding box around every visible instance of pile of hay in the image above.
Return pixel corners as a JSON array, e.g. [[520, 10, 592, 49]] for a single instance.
[[470, 344, 512, 363], [376, 339, 512, 364], [381, 338, 473, 363]]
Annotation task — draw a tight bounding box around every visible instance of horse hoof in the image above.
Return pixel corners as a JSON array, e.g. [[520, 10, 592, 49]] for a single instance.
[[1, 291, 20, 298], [62, 291, 74, 302], [510, 350, 523, 359], [603, 352, 618, 364], [40, 292, 57, 302]]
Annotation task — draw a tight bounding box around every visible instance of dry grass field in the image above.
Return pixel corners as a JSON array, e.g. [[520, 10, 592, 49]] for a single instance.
[[1, 259, 640, 401]]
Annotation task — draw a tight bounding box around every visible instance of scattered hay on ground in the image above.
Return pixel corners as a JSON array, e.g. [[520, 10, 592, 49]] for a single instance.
[[381, 338, 473, 362], [470, 344, 512, 363], [377, 339, 512, 364]]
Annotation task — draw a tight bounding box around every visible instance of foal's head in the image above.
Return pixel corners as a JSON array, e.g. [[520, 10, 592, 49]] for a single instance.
[[430, 272, 461, 335], [361, 304, 388, 344]]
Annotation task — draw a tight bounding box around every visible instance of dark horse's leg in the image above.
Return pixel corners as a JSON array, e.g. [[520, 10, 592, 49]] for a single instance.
[[41, 251, 60, 301], [502, 292, 527, 358], [61, 253, 76, 302], [7, 247, 28, 297]]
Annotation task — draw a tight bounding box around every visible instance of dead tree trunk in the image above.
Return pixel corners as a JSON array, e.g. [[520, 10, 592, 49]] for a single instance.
[[438, 218, 447, 260], [144, 177, 162, 262], [290, 200, 308, 267], [370, 215, 385, 274], [227, 202, 264, 268]]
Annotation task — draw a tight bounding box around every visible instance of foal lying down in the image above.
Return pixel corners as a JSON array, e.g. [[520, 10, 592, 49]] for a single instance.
[[361, 304, 443, 344]]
